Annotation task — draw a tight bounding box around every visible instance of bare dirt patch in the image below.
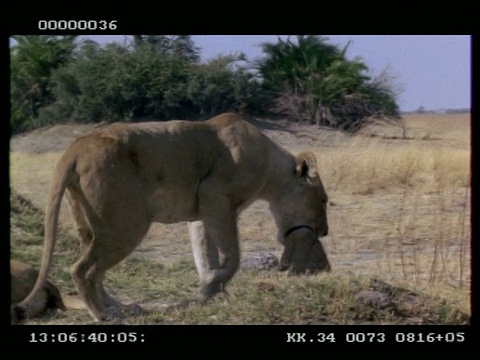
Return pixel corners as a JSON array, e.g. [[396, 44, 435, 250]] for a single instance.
[[10, 122, 107, 153]]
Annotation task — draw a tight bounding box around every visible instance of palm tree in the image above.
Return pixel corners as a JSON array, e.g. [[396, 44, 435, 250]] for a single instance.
[[256, 35, 341, 122], [255, 35, 399, 131]]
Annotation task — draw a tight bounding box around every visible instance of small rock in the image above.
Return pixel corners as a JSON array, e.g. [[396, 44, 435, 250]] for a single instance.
[[370, 278, 418, 297], [355, 290, 392, 309], [240, 252, 279, 271]]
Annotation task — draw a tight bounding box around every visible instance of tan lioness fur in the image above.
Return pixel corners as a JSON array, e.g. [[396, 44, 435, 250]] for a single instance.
[[11, 259, 85, 324], [16, 113, 330, 322]]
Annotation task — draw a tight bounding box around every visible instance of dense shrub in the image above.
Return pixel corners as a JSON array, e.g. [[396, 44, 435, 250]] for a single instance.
[[11, 35, 400, 134], [37, 42, 267, 125]]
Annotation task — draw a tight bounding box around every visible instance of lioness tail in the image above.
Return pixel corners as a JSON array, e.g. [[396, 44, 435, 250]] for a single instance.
[[14, 156, 76, 323]]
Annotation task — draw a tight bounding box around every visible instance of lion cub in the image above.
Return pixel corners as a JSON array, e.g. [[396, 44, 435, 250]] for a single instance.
[[11, 259, 84, 324]]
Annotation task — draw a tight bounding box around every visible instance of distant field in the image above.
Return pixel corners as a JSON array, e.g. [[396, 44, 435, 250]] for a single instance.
[[10, 113, 470, 324]]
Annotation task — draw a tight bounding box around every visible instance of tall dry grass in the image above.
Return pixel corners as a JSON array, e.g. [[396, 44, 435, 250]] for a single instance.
[[315, 133, 470, 300], [320, 137, 469, 193]]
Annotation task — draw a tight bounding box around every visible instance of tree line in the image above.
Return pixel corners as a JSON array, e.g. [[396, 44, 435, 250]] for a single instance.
[[10, 35, 401, 134]]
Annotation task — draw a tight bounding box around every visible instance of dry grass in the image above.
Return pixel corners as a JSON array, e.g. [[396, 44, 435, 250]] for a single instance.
[[312, 114, 470, 308], [9, 113, 471, 324]]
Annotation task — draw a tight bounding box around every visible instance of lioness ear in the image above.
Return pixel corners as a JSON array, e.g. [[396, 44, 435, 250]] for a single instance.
[[296, 151, 318, 179]]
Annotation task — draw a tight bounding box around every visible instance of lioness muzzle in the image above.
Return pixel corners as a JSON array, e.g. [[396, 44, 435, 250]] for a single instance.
[[279, 225, 331, 274]]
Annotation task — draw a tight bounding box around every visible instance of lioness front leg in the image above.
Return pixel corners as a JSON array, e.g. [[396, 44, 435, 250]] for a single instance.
[[190, 212, 239, 298], [188, 221, 220, 285]]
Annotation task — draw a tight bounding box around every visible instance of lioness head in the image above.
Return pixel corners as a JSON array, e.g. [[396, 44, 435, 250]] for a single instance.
[[278, 226, 331, 274], [270, 151, 330, 274]]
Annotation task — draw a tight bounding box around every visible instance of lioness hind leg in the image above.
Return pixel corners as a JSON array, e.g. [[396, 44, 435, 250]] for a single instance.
[[70, 230, 148, 322], [71, 214, 151, 321], [70, 254, 107, 322], [68, 190, 119, 313], [67, 179, 151, 321], [96, 273, 143, 315], [67, 190, 127, 310]]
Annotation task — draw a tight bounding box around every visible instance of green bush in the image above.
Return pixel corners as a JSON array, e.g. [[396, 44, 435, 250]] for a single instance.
[[10, 35, 78, 133], [37, 42, 267, 125]]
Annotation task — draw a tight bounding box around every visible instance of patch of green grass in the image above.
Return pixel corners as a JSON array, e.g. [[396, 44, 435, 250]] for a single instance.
[[118, 269, 468, 325]]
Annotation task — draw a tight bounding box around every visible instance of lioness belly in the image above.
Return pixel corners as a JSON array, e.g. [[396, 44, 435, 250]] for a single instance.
[[148, 185, 199, 223]]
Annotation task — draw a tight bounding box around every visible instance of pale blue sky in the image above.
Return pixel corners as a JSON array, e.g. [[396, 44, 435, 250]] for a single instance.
[[83, 35, 471, 112]]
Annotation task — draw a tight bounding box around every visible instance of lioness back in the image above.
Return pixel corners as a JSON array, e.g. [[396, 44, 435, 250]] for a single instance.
[[63, 113, 275, 223]]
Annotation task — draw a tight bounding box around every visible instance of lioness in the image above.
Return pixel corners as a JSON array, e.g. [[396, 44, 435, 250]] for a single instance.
[[11, 259, 85, 324], [16, 113, 330, 322]]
